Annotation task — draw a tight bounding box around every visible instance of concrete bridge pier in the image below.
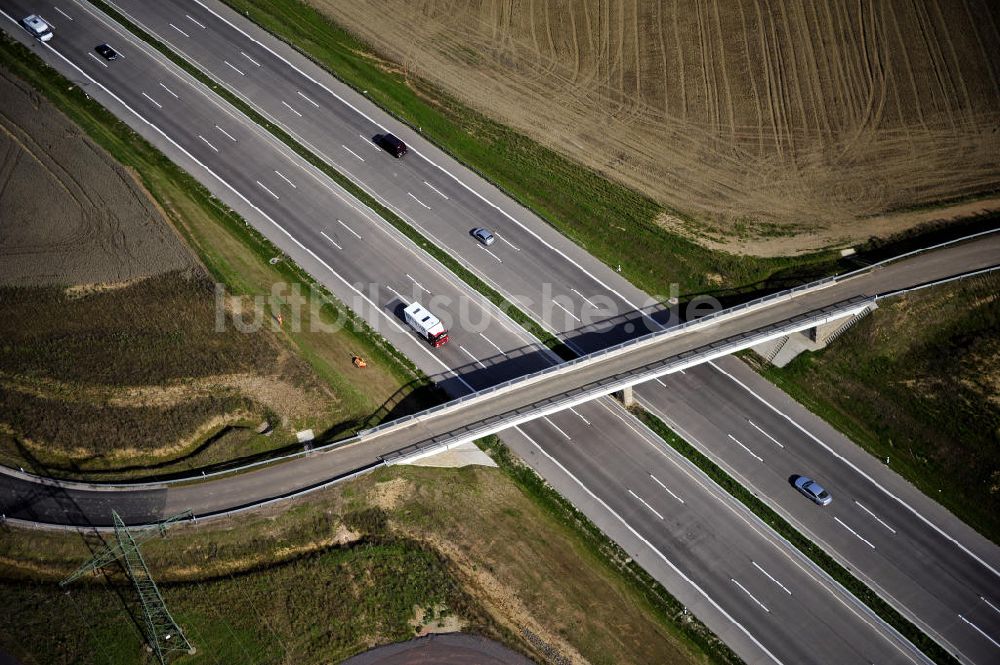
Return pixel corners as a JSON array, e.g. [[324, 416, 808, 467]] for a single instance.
[[618, 385, 635, 407]]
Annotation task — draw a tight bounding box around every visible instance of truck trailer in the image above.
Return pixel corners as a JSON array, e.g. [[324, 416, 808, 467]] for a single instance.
[[403, 302, 449, 347]]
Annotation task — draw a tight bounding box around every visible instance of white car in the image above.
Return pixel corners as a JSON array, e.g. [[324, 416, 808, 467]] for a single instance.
[[22, 14, 53, 42]]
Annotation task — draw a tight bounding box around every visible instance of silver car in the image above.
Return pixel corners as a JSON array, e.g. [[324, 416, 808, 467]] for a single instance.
[[471, 227, 496, 246], [22, 14, 53, 41], [794, 475, 832, 506]]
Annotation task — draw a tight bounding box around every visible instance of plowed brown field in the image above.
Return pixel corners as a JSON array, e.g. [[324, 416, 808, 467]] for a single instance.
[[311, 0, 1000, 254]]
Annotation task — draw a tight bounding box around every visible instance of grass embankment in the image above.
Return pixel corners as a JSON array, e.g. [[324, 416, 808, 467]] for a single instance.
[[632, 409, 959, 665], [199, 0, 838, 299], [0, 36, 434, 478], [0, 464, 722, 665], [745, 271, 1000, 544]]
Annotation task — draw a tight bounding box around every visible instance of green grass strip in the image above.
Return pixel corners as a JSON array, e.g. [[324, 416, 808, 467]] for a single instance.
[[633, 407, 959, 665], [478, 436, 744, 665], [89, 0, 574, 361], [0, 34, 426, 428]]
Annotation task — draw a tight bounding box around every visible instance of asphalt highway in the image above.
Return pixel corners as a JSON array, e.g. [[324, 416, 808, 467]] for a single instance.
[[1, 2, 998, 663]]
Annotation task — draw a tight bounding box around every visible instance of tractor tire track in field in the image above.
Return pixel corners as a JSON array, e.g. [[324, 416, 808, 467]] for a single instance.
[[313, 0, 1000, 255]]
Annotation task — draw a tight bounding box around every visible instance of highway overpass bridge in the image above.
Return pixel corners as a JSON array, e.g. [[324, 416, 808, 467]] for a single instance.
[[2, 230, 996, 528]]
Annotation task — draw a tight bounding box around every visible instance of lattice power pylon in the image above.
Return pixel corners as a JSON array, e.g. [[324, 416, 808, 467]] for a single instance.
[[61, 510, 195, 664]]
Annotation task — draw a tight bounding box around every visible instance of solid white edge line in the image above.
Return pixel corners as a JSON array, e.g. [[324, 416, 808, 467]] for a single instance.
[[708, 360, 1000, 580], [5, 7, 474, 397], [189, 0, 659, 331], [514, 425, 785, 665]]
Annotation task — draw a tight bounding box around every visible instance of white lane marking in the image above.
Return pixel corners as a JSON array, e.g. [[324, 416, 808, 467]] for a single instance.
[[459, 345, 487, 370], [728, 434, 763, 462], [360, 133, 381, 151], [423, 180, 449, 200], [834, 517, 876, 550], [188, 0, 662, 334], [513, 428, 784, 665], [405, 273, 430, 295], [140, 92, 161, 108], [479, 246, 503, 263], [296, 90, 320, 108], [86, 52, 108, 68], [496, 233, 520, 252], [543, 416, 572, 440], [854, 500, 897, 535], [197, 135, 219, 152], [408, 192, 431, 209], [678, 368, 687, 375], [628, 489, 664, 520], [982, 596, 1000, 616], [958, 615, 1000, 648], [649, 474, 685, 504], [341, 145, 365, 162], [654, 378, 666, 387], [336, 219, 361, 239], [158, 82, 179, 99], [319, 231, 341, 250], [255, 180, 279, 200], [752, 561, 792, 596], [569, 407, 591, 426], [53, 6, 73, 20], [223, 60, 245, 76], [185, 14, 206, 29], [747, 419, 784, 449], [552, 299, 581, 323], [240, 51, 261, 67], [479, 333, 507, 358], [731, 578, 771, 612], [215, 124, 237, 142], [571, 288, 600, 310], [273, 170, 297, 189], [281, 100, 302, 117], [708, 359, 1000, 580], [384, 284, 405, 302], [168, 22, 188, 37], [18, 26, 471, 394]]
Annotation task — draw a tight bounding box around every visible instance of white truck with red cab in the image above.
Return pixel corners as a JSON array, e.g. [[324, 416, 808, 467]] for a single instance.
[[403, 302, 449, 348]]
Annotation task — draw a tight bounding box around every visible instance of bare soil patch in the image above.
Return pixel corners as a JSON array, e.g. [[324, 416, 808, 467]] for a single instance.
[[0, 67, 195, 286], [311, 0, 1000, 254]]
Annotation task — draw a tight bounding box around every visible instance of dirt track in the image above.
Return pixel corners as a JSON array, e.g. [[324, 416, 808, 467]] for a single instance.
[[0, 66, 196, 286], [313, 0, 1000, 254]]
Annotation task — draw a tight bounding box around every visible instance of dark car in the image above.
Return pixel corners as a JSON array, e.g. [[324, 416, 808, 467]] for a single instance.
[[95, 43, 118, 61], [793, 475, 833, 506], [374, 133, 407, 158]]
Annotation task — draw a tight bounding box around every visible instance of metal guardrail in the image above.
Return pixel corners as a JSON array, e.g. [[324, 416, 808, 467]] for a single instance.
[[4, 229, 993, 493], [379, 297, 873, 464], [363, 227, 1000, 441]]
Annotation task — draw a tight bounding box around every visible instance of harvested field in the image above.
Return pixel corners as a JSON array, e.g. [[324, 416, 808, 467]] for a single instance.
[[311, 0, 1000, 254], [0, 56, 411, 477], [0, 67, 195, 286]]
